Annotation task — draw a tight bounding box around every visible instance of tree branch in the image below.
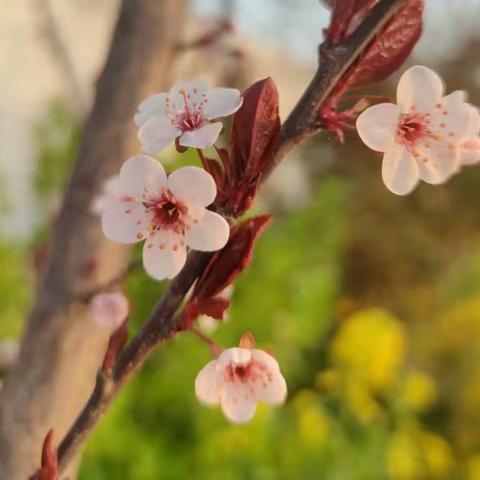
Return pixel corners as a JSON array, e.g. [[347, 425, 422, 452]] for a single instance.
[[0, 1, 186, 479], [51, 0, 407, 473]]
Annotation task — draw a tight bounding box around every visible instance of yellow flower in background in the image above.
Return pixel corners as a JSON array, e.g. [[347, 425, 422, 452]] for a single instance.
[[402, 371, 437, 412], [420, 431, 454, 478], [298, 406, 330, 448], [387, 423, 454, 480], [292, 390, 330, 449], [331, 308, 407, 392], [387, 429, 423, 480], [467, 455, 480, 480], [345, 381, 384, 424]]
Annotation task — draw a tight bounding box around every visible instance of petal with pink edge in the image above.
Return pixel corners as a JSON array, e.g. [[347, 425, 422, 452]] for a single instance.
[[185, 210, 230, 252], [179, 122, 223, 149], [142, 230, 187, 280], [134, 93, 168, 127], [138, 115, 181, 154], [195, 360, 221, 405], [101, 200, 150, 244], [118, 155, 168, 199], [397, 66, 444, 112], [356, 103, 400, 152], [203, 88, 243, 119], [382, 144, 419, 195], [168, 166, 217, 207], [220, 384, 257, 423]]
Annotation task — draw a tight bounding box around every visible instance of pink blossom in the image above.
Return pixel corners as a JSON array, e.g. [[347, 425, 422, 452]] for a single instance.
[[101, 155, 230, 280], [356, 66, 476, 195], [195, 338, 287, 423], [135, 81, 242, 154], [90, 292, 129, 331]]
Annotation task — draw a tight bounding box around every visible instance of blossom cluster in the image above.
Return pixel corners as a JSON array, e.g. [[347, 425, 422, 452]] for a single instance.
[[99, 81, 241, 280], [94, 80, 287, 423]]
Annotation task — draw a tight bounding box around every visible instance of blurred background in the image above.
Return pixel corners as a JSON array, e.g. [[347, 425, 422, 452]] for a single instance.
[[2, 0, 480, 478]]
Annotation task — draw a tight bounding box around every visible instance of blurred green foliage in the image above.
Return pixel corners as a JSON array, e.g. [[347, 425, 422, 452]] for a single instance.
[[2, 93, 480, 479]]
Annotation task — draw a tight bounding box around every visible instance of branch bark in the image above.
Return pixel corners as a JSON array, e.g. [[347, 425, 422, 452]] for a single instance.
[[0, 1, 186, 479], [52, 0, 408, 474]]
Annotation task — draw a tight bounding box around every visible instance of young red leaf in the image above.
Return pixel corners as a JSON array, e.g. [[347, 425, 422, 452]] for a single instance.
[[29, 429, 59, 480], [223, 78, 280, 215], [345, 0, 424, 87], [326, 0, 363, 43], [102, 319, 129, 373], [182, 215, 272, 325], [184, 297, 230, 322]]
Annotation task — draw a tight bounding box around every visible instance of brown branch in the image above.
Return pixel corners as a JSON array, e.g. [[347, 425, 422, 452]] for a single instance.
[[0, 1, 186, 479], [53, 0, 407, 474]]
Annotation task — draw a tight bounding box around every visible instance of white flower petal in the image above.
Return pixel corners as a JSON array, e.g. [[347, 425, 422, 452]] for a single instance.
[[203, 88, 243, 119], [251, 350, 287, 405], [461, 138, 480, 166], [412, 101, 474, 182], [92, 175, 122, 215], [397, 66, 444, 111], [442, 90, 468, 106], [220, 384, 257, 424], [195, 360, 221, 405], [118, 154, 168, 199], [168, 166, 217, 207], [415, 142, 458, 184], [466, 106, 480, 137], [428, 100, 473, 140], [142, 230, 187, 280], [382, 144, 419, 195], [138, 115, 181, 154], [185, 210, 229, 252], [356, 103, 400, 152], [179, 122, 223, 149], [101, 200, 150, 244], [135, 93, 168, 127], [218, 347, 252, 368], [169, 81, 209, 111]]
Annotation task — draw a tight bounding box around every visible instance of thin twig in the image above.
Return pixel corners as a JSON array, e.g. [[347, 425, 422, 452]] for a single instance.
[[53, 0, 407, 473]]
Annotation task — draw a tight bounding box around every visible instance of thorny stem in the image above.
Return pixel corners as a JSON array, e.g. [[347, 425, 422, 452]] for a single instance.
[[51, 0, 408, 474]]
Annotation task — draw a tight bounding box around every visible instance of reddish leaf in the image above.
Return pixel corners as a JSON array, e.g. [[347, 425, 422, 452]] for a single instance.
[[223, 78, 280, 215], [183, 215, 272, 324], [185, 297, 230, 322], [196, 215, 271, 300], [346, 0, 424, 87], [102, 319, 129, 373], [326, 0, 363, 43], [29, 429, 59, 480]]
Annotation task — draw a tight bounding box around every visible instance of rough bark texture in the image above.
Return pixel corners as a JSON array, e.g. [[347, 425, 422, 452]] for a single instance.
[[0, 1, 185, 478]]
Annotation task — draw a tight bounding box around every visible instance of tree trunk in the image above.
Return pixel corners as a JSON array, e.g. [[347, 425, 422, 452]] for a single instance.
[[0, 1, 185, 478]]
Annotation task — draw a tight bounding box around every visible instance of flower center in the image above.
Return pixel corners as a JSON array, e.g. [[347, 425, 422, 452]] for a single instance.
[[143, 189, 188, 234], [396, 111, 433, 149], [170, 89, 207, 132], [225, 362, 252, 383]]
